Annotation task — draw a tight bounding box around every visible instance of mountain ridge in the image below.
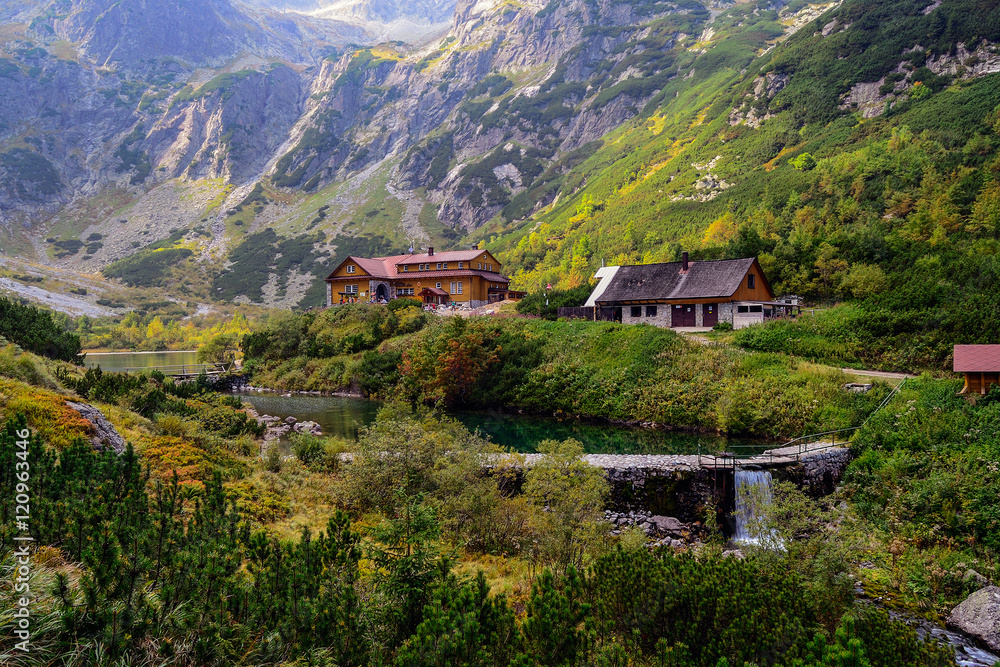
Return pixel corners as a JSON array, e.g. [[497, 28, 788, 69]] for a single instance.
[[2, 0, 1000, 322]]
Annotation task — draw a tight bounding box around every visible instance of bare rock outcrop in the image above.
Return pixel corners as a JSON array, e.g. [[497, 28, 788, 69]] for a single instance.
[[948, 586, 1000, 651], [66, 401, 128, 454]]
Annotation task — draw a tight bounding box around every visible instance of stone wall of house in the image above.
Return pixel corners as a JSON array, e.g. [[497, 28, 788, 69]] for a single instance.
[[621, 303, 733, 328], [622, 304, 673, 327]]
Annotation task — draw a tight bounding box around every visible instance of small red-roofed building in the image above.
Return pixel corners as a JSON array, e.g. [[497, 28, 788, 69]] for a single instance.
[[954, 345, 1000, 394]]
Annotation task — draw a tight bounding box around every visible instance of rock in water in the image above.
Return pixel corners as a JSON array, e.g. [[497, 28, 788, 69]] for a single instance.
[[66, 401, 127, 454], [948, 586, 1000, 650]]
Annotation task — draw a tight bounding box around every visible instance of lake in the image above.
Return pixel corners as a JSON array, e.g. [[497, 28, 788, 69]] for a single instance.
[[83, 350, 200, 373], [239, 392, 754, 455]]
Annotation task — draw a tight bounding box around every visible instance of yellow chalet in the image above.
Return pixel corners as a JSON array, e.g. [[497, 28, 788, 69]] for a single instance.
[[325, 247, 520, 307]]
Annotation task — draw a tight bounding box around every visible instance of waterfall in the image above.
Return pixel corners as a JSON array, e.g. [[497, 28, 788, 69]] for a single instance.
[[734, 469, 781, 547]]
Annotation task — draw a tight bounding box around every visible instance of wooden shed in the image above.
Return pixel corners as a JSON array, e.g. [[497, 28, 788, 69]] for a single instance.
[[954, 345, 1000, 394]]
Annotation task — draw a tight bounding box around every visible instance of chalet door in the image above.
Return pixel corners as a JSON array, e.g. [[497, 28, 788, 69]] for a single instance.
[[683, 305, 696, 327], [703, 303, 718, 327], [672, 305, 684, 327]]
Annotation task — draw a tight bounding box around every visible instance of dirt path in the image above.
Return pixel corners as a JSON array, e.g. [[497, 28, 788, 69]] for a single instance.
[[841, 368, 915, 381]]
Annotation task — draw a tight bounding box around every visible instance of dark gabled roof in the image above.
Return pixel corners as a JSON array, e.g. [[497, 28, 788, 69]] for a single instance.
[[954, 345, 1000, 372], [595, 258, 757, 303]]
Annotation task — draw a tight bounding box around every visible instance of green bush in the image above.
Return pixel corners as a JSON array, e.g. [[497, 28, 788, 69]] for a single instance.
[[0, 297, 81, 361]]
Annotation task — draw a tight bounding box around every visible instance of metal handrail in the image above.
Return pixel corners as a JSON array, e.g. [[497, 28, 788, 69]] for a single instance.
[[701, 376, 910, 467], [112, 363, 231, 376]]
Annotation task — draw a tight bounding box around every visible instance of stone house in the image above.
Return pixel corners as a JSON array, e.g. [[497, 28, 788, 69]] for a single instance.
[[584, 254, 794, 329]]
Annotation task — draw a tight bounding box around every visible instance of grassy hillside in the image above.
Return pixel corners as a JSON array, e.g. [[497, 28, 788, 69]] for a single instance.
[[470, 0, 1000, 371], [242, 304, 888, 438]]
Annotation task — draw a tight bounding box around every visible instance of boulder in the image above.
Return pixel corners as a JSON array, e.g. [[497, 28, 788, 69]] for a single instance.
[[649, 516, 685, 535], [284, 416, 297, 425], [965, 569, 990, 589], [947, 586, 1000, 650], [66, 401, 127, 454], [299, 420, 322, 434]]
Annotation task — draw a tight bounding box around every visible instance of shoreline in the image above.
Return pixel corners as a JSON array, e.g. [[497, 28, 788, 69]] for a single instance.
[[230, 385, 780, 441]]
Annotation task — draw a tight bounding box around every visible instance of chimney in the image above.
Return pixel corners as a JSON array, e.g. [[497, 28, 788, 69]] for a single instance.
[[682, 251, 689, 271], [428, 246, 434, 256]]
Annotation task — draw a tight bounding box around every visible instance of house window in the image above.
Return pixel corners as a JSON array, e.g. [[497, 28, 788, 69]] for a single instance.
[[646, 306, 657, 317], [443, 263, 448, 269], [437, 263, 442, 270], [450, 281, 456, 293], [749, 305, 763, 313], [403, 265, 408, 272], [436, 282, 442, 289], [488, 264, 492, 271], [399, 288, 414, 296], [345, 285, 358, 294], [747, 274, 756, 289], [458, 262, 463, 269], [737, 305, 749, 313], [457, 282, 463, 294], [631, 306, 642, 318], [347, 265, 355, 274], [478, 263, 482, 269]]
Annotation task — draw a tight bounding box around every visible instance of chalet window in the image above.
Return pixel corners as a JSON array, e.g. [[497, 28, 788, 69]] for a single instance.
[[458, 262, 463, 268], [346, 285, 358, 294], [737, 305, 749, 313], [478, 263, 482, 269], [443, 263, 448, 269], [749, 305, 763, 313], [646, 306, 657, 317], [436, 282, 442, 289], [450, 281, 456, 293], [399, 288, 414, 296], [437, 263, 442, 270], [403, 265, 408, 272], [488, 264, 492, 271], [347, 265, 355, 274], [747, 274, 755, 289], [631, 306, 642, 317], [458, 282, 463, 294]]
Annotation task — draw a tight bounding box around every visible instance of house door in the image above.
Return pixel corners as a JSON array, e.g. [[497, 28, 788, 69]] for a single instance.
[[671, 305, 684, 327], [703, 303, 718, 327], [376, 284, 387, 301], [683, 305, 696, 326]]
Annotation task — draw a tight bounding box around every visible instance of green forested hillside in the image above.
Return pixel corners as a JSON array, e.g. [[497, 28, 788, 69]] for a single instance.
[[479, 0, 1000, 369]]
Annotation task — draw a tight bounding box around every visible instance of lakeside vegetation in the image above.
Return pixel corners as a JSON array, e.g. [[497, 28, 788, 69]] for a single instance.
[[242, 303, 886, 439]]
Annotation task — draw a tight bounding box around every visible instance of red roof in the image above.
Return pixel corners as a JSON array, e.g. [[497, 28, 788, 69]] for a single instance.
[[399, 250, 491, 263], [328, 268, 508, 282], [326, 253, 506, 281], [421, 287, 449, 296], [953, 345, 1000, 372]]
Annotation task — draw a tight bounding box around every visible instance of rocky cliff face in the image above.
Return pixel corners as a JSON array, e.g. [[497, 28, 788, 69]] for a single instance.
[[1, 0, 704, 242], [0, 0, 797, 307]]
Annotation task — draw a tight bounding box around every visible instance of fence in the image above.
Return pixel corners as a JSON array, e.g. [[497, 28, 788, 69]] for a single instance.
[[697, 377, 909, 468], [556, 306, 620, 321]]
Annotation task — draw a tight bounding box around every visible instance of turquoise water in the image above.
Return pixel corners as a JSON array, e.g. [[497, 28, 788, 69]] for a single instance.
[[239, 393, 751, 455], [83, 351, 200, 373]]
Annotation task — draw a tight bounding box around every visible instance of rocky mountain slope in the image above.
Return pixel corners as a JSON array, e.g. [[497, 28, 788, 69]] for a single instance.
[[1, 0, 999, 314]]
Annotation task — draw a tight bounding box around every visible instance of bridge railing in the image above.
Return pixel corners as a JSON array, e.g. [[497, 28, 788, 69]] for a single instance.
[[115, 363, 233, 377], [697, 377, 908, 468]]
